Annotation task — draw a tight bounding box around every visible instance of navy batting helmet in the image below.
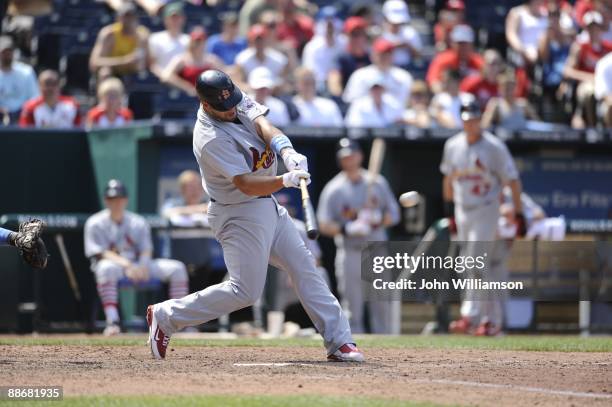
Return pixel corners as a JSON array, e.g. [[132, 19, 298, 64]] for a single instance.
[[336, 137, 361, 159], [459, 96, 481, 121], [104, 179, 128, 199], [195, 69, 243, 111]]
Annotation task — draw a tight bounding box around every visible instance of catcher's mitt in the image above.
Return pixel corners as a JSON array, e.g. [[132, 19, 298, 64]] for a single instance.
[[14, 219, 49, 269]]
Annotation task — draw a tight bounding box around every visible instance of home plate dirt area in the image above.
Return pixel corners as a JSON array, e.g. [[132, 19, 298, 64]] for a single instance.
[[1, 337, 612, 406]]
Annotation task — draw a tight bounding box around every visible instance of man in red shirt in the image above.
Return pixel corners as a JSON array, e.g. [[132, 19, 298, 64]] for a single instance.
[[426, 24, 484, 93], [275, 0, 314, 55], [460, 49, 505, 109], [563, 10, 612, 128], [19, 70, 80, 128]]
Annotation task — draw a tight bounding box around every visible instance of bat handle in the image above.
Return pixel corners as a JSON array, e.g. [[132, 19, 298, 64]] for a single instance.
[[299, 178, 309, 199], [299, 177, 319, 240]]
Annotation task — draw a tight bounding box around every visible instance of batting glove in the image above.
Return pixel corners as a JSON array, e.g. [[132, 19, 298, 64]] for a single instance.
[[358, 208, 383, 226], [282, 150, 309, 172], [282, 169, 311, 188]]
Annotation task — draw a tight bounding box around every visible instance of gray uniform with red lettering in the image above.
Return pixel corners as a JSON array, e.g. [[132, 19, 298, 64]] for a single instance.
[[440, 131, 519, 327], [153, 93, 353, 354]]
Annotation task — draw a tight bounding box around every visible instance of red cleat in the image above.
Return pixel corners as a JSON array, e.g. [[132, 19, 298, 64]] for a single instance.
[[474, 321, 501, 337], [327, 343, 365, 362], [449, 317, 473, 334], [147, 305, 170, 360]]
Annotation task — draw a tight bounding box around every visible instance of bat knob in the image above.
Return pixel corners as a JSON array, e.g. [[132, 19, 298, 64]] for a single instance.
[[307, 229, 319, 240]]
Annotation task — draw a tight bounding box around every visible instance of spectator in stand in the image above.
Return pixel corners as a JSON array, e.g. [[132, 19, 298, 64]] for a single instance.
[[430, 70, 464, 129], [327, 16, 371, 98], [345, 74, 403, 128], [460, 49, 505, 109], [576, 0, 612, 42], [258, 10, 300, 79], [163, 27, 224, 97], [235, 24, 289, 87], [380, 0, 422, 69], [87, 77, 134, 128], [344, 38, 413, 106], [302, 6, 346, 93], [161, 170, 210, 227], [206, 12, 247, 66], [595, 51, 612, 126], [482, 70, 539, 129], [275, 0, 314, 55], [0, 36, 38, 124], [292, 67, 343, 127], [400, 79, 432, 128], [105, 0, 166, 17], [148, 2, 189, 80], [506, 0, 548, 67], [19, 70, 80, 128], [238, 0, 277, 37], [563, 11, 612, 128], [426, 24, 483, 94], [89, 2, 150, 79], [538, 3, 574, 119], [434, 0, 465, 51], [247, 66, 290, 127]]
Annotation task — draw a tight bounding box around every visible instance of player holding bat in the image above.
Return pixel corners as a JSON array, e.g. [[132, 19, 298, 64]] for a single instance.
[[318, 138, 400, 334], [147, 70, 363, 363]]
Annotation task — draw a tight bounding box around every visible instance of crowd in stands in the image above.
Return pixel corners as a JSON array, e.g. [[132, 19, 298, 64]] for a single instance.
[[2, 0, 612, 131]]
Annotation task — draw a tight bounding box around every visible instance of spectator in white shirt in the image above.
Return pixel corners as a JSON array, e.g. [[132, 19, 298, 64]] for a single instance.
[[381, 0, 422, 68], [345, 74, 403, 128], [148, 2, 189, 80], [302, 6, 347, 93], [235, 24, 289, 87], [0, 36, 39, 124], [430, 69, 464, 129], [594, 51, 612, 127], [343, 38, 413, 106], [248, 66, 290, 127], [292, 67, 343, 127]]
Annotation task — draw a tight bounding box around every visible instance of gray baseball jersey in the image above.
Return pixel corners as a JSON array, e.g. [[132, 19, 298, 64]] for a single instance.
[[440, 131, 518, 209], [84, 209, 152, 263], [317, 169, 401, 248], [193, 94, 276, 204]]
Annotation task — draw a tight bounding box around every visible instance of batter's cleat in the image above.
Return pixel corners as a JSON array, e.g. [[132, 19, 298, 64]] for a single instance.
[[103, 323, 121, 336], [327, 343, 365, 362], [474, 321, 501, 337], [449, 317, 473, 334], [147, 305, 170, 360]]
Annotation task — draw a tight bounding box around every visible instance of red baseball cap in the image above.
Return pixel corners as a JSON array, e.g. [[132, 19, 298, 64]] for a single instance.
[[344, 16, 368, 34], [372, 38, 396, 54], [248, 24, 268, 41], [446, 0, 465, 11], [190, 27, 207, 41]]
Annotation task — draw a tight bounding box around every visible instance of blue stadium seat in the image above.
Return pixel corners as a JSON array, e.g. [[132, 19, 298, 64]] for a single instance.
[[154, 88, 199, 119]]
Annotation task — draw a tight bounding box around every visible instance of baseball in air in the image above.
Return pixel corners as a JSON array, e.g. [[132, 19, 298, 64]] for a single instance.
[[399, 191, 420, 207]]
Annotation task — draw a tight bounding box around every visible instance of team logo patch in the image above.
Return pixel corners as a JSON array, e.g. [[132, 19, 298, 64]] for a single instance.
[[250, 146, 275, 171], [220, 89, 231, 101]]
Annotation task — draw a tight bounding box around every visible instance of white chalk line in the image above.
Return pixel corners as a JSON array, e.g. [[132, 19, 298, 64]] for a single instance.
[[417, 379, 612, 400], [233, 362, 315, 367]]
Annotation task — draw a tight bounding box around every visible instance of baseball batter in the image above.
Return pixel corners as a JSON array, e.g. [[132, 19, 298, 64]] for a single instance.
[[440, 98, 525, 336], [84, 180, 189, 336], [146, 70, 363, 362], [318, 138, 401, 334]]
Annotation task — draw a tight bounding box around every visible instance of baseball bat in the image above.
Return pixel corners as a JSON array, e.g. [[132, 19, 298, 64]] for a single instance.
[[366, 138, 386, 205], [55, 233, 82, 302], [299, 178, 319, 240]]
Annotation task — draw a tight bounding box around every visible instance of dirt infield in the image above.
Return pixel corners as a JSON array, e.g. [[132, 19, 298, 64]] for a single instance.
[[2, 340, 611, 406]]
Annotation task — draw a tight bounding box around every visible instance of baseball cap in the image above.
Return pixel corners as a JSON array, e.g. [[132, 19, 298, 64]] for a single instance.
[[382, 0, 411, 24], [337, 137, 362, 158], [317, 5, 338, 21], [373, 37, 396, 54], [104, 179, 128, 199], [0, 36, 14, 51], [190, 26, 207, 41], [248, 24, 268, 41], [446, 0, 465, 11], [248, 66, 277, 90], [450, 24, 474, 43], [583, 11, 604, 27], [344, 16, 368, 34], [117, 2, 136, 16], [162, 2, 184, 18]]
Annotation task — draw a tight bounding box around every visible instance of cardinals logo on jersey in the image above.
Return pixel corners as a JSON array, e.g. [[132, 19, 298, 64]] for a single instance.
[[250, 146, 275, 171]]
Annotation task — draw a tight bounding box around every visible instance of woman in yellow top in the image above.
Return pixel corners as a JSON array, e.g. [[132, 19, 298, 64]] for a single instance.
[[89, 2, 150, 78]]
